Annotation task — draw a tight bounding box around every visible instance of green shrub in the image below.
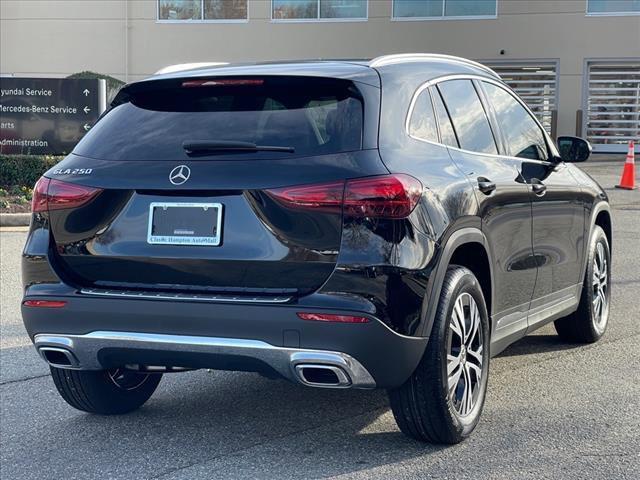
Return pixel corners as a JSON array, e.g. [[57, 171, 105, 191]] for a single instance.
[[0, 155, 63, 188]]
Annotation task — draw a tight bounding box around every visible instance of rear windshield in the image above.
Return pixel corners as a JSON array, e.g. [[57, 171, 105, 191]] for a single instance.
[[73, 77, 364, 161]]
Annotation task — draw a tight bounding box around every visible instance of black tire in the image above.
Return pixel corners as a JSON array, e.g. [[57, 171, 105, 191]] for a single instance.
[[50, 367, 162, 415], [554, 225, 611, 343], [388, 266, 490, 444]]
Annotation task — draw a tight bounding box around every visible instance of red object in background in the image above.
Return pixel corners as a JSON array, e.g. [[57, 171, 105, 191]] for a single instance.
[[616, 140, 637, 190]]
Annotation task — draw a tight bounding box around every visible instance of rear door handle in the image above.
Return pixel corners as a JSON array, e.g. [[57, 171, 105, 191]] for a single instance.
[[531, 179, 547, 197], [477, 177, 496, 195]]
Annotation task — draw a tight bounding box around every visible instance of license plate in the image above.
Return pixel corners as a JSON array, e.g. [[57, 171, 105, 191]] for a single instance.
[[147, 202, 222, 246]]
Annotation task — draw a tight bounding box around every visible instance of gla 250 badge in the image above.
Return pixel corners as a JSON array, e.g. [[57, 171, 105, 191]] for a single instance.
[[52, 168, 93, 175]]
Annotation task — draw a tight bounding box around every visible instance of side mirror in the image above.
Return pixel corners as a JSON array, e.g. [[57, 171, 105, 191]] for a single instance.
[[557, 136, 592, 162]]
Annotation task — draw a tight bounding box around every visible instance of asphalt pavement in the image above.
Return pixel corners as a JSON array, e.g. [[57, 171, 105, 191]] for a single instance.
[[1, 160, 638, 479]]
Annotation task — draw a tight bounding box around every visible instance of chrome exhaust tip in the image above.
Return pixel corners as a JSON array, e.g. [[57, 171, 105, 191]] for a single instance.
[[294, 364, 351, 388], [37, 347, 79, 369]]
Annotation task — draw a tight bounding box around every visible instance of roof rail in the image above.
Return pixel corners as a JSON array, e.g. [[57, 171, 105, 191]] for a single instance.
[[369, 54, 499, 78], [154, 62, 229, 75]]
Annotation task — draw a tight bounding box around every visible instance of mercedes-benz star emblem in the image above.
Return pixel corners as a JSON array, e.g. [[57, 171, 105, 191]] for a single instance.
[[169, 165, 190, 185]]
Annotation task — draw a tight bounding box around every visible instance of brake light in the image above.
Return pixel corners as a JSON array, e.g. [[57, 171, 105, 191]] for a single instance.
[[344, 174, 422, 219], [31, 177, 102, 213], [266, 174, 422, 219], [23, 300, 67, 308], [266, 181, 345, 214], [182, 79, 264, 88], [32, 176, 50, 213], [297, 312, 370, 324]]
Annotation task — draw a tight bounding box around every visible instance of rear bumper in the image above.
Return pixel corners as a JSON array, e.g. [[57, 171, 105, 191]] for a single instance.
[[22, 288, 427, 389], [34, 331, 376, 389]]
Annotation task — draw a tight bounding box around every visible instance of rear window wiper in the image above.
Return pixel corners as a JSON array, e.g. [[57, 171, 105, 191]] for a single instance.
[[183, 140, 295, 154]]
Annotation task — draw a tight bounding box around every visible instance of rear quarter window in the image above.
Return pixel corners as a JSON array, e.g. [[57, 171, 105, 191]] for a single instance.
[[408, 89, 438, 143]]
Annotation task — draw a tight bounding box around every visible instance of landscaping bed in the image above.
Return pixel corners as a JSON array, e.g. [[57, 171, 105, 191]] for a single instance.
[[0, 155, 62, 213]]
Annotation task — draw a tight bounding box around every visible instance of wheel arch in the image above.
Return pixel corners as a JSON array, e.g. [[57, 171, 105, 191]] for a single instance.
[[419, 228, 494, 338], [594, 208, 612, 252], [582, 201, 612, 278]]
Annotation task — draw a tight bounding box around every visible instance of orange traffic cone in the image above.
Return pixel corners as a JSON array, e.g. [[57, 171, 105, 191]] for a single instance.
[[616, 141, 637, 190]]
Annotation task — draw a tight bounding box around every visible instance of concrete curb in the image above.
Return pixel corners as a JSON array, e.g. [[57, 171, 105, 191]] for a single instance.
[[0, 213, 31, 227]]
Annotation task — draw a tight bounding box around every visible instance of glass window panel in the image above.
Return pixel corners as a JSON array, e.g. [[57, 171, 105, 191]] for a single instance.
[[587, 0, 640, 13], [437, 80, 497, 155], [409, 90, 438, 142], [444, 0, 496, 17], [483, 82, 549, 161], [75, 78, 363, 161], [159, 0, 201, 20], [431, 87, 458, 147], [393, 0, 443, 18], [204, 0, 248, 19], [393, 0, 496, 18], [273, 0, 318, 19], [320, 1, 367, 18]]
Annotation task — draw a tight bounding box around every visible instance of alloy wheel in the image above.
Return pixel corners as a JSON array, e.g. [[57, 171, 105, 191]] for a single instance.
[[592, 241, 609, 332], [447, 293, 484, 417]]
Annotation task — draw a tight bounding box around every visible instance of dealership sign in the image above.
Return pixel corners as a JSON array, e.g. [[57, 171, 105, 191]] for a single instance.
[[0, 77, 107, 155]]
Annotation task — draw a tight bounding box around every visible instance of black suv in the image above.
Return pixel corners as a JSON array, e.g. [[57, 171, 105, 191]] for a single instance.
[[22, 55, 612, 444]]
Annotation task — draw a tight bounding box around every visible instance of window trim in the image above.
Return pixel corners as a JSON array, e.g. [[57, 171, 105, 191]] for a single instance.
[[391, 0, 498, 21], [157, 0, 250, 23], [585, 0, 640, 17], [431, 85, 460, 148], [405, 73, 559, 163], [471, 79, 502, 155], [270, 0, 369, 23]]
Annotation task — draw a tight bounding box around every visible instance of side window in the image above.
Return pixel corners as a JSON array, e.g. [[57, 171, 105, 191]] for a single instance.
[[430, 86, 458, 147], [408, 89, 438, 143], [437, 80, 498, 155], [482, 82, 549, 161]]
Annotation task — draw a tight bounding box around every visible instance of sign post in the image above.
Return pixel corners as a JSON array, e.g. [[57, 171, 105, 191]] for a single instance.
[[0, 77, 107, 155]]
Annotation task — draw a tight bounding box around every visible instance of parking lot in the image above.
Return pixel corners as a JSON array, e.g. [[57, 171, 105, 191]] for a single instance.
[[1, 160, 638, 479]]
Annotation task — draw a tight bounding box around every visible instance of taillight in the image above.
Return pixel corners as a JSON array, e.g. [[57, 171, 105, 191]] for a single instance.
[[266, 174, 422, 219], [344, 174, 422, 219], [266, 181, 345, 214], [297, 312, 370, 323], [31, 177, 101, 213], [32, 176, 50, 213]]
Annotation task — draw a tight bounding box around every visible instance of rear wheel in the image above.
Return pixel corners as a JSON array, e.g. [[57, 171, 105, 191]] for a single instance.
[[50, 367, 162, 414], [388, 266, 490, 444], [555, 225, 611, 343]]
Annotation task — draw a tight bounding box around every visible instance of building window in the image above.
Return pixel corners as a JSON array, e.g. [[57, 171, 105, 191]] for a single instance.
[[393, 0, 497, 20], [272, 1, 368, 21], [158, 0, 248, 22], [587, 0, 640, 15]]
